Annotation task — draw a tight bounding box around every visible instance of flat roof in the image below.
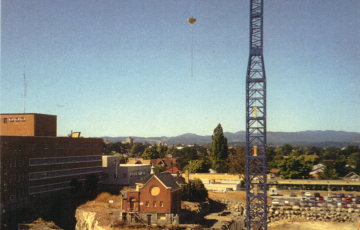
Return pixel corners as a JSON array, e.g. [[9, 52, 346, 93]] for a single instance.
[[0, 113, 56, 116]]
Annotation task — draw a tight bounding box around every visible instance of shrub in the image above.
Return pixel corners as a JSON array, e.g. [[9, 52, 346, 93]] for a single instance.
[[95, 192, 112, 202]]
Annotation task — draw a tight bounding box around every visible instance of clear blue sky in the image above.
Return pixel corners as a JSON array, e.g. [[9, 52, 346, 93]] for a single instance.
[[1, 0, 359, 137]]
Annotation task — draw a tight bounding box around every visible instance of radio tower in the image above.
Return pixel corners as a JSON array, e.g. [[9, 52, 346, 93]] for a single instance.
[[245, 0, 267, 229]]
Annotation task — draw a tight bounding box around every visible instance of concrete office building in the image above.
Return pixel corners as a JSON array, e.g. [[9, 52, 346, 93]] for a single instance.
[[102, 155, 151, 186], [0, 113, 103, 229]]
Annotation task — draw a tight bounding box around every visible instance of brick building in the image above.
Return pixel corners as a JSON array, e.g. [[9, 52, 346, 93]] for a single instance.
[[0, 113, 103, 229], [120, 172, 181, 225]]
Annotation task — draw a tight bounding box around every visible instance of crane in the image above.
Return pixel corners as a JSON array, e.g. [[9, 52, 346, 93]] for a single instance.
[[245, 0, 267, 229]]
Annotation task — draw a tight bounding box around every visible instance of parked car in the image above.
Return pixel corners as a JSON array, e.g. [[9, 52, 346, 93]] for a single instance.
[[327, 197, 333, 203], [272, 199, 280, 206], [337, 193, 345, 198], [305, 192, 312, 197], [290, 192, 296, 197], [347, 194, 354, 198], [309, 197, 316, 202], [335, 197, 342, 202], [344, 198, 351, 203], [314, 192, 320, 197], [318, 197, 325, 203], [284, 200, 290, 206], [331, 193, 337, 197]]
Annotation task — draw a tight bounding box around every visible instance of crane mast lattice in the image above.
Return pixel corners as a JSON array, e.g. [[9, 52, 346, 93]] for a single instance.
[[245, 0, 267, 229]]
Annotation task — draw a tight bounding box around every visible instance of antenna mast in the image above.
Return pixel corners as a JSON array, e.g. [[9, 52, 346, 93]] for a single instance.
[[23, 66, 27, 113], [188, 17, 196, 77]]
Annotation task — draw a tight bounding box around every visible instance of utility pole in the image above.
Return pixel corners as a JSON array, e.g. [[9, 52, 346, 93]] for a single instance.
[[245, 0, 267, 229]]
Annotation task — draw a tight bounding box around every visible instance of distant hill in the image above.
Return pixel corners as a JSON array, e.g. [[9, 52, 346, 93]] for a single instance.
[[101, 130, 360, 147]]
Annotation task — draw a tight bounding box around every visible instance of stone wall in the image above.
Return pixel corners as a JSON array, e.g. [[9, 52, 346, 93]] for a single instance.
[[268, 205, 360, 223]]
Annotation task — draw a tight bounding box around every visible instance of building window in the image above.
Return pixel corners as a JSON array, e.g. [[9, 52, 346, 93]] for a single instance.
[[103, 174, 109, 179], [21, 117, 26, 122], [153, 201, 156, 207], [43, 144, 49, 150], [14, 158, 16, 167], [15, 118, 20, 122], [4, 182, 7, 191], [10, 145, 12, 152], [4, 165, 7, 175], [3, 118, 7, 123], [9, 174, 12, 183], [146, 201, 149, 207], [14, 145, 17, 152], [160, 201, 163, 207], [10, 159, 12, 168], [9, 118, 14, 122], [114, 174, 117, 178], [122, 174, 127, 178]]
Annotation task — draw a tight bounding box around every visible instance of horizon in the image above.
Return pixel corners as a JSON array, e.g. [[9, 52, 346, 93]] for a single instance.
[[2, 0, 359, 137], [99, 129, 360, 139]]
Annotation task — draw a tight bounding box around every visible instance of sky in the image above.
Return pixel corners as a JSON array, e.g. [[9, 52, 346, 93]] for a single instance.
[[1, 0, 359, 138]]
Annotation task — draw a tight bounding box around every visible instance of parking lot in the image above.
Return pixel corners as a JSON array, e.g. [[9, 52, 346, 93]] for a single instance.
[[270, 192, 360, 208]]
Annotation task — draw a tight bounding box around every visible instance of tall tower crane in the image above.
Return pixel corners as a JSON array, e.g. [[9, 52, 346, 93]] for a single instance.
[[245, 0, 267, 229]]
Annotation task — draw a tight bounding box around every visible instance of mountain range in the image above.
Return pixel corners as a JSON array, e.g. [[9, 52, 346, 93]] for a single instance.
[[101, 130, 360, 147]]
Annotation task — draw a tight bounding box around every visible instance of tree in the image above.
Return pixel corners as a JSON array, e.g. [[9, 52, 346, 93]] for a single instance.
[[225, 147, 245, 174], [156, 146, 167, 158], [210, 124, 229, 172], [179, 147, 199, 170], [348, 152, 360, 174], [131, 143, 145, 155], [282, 144, 293, 155], [142, 147, 159, 159], [184, 159, 211, 173], [297, 155, 320, 167], [119, 155, 128, 164], [186, 179, 208, 202], [154, 165, 168, 174], [278, 157, 312, 179], [319, 161, 338, 179]]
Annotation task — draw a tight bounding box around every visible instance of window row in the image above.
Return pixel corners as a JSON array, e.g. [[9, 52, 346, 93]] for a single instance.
[[5, 157, 26, 170], [9, 144, 26, 152], [29, 155, 102, 166], [29, 166, 102, 181], [5, 172, 26, 183], [145, 201, 164, 208], [29, 181, 72, 195], [130, 171, 150, 177], [56, 144, 99, 150], [3, 186, 26, 201], [3, 117, 26, 123]]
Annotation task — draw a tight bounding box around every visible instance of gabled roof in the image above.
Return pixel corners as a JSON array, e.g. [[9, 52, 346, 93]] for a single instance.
[[163, 166, 182, 174], [156, 173, 181, 191], [270, 168, 280, 174], [344, 172, 360, 178], [136, 173, 180, 191]]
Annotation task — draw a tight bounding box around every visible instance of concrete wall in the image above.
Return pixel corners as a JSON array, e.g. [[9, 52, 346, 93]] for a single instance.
[[102, 158, 151, 186]]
